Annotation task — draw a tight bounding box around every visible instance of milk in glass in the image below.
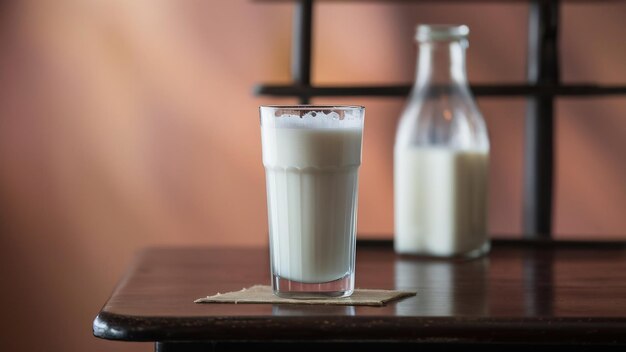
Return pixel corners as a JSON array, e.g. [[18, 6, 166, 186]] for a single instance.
[[261, 110, 363, 285]]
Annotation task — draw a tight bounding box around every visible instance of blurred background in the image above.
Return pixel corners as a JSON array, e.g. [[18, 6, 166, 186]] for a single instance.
[[0, 0, 625, 351]]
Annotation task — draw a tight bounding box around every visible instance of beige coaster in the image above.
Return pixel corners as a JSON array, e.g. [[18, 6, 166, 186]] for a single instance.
[[194, 285, 416, 307]]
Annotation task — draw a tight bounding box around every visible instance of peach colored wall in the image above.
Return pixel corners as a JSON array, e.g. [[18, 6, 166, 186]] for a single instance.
[[0, 1, 624, 351]]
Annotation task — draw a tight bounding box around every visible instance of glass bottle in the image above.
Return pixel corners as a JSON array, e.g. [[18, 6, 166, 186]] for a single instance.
[[394, 25, 490, 258]]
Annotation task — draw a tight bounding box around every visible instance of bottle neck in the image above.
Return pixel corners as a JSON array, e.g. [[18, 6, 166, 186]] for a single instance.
[[414, 40, 468, 88]]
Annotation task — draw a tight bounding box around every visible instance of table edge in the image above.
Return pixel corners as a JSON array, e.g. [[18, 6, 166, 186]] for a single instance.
[[93, 310, 626, 343]]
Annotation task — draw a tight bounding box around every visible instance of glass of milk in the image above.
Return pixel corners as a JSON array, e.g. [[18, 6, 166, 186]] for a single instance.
[[394, 25, 490, 258], [260, 105, 365, 298]]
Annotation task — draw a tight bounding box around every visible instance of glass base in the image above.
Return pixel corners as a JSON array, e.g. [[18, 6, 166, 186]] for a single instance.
[[272, 273, 354, 299], [395, 241, 491, 259]]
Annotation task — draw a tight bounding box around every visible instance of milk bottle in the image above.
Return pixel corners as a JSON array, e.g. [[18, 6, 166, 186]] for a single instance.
[[394, 25, 490, 258]]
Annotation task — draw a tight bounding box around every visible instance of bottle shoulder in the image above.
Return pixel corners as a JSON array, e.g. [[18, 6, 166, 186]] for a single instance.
[[396, 86, 489, 150]]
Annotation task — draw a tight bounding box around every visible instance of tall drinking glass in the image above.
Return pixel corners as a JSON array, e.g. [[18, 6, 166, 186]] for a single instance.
[[260, 105, 365, 298]]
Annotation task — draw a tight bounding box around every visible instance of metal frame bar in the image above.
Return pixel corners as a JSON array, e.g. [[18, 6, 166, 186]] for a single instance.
[[523, 0, 559, 237], [291, 0, 313, 104], [256, 83, 626, 97]]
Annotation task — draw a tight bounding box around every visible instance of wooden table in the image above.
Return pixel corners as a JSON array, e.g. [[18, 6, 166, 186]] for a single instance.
[[93, 240, 626, 351]]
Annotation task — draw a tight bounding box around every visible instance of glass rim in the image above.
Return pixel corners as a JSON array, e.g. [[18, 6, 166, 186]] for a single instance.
[[260, 105, 364, 111]]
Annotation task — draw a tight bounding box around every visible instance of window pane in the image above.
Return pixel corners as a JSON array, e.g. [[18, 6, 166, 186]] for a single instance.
[[555, 98, 626, 239], [561, 2, 626, 84]]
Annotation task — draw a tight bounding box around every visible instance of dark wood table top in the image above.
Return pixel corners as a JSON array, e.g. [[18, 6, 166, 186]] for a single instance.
[[93, 240, 626, 346]]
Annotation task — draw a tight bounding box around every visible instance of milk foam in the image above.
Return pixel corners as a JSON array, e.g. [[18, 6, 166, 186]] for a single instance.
[[262, 110, 363, 129]]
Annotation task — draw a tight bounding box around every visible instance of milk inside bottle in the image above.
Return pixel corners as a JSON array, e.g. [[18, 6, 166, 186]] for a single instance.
[[394, 147, 488, 256]]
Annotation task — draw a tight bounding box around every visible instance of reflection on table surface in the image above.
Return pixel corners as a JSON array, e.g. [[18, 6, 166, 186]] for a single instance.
[[394, 256, 489, 316], [273, 305, 355, 316]]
